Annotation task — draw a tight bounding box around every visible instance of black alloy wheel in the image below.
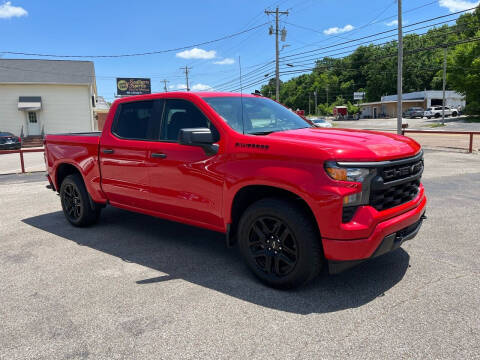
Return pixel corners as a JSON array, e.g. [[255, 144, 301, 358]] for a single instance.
[[60, 174, 101, 227], [238, 198, 323, 289], [62, 183, 82, 221], [247, 216, 298, 277]]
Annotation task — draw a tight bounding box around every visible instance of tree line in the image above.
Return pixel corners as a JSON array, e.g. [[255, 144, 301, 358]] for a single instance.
[[261, 7, 480, 115]]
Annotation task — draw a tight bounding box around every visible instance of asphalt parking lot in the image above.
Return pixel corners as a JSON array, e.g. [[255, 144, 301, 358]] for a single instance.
[[1, 149, 479, 359]]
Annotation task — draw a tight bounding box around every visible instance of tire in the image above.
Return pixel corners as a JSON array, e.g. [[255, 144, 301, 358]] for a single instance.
[[237, 198, 323, 289], [60, 174, 101, 227], [452, 112, 458, 117], [435, 113, 441, 118]]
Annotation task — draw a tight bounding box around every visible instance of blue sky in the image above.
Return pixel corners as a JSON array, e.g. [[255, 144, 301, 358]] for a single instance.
[[1, 0, 478, 101]]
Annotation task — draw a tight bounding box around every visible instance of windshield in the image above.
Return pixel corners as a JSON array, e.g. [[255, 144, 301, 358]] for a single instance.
[[203, 96, 311, 135]]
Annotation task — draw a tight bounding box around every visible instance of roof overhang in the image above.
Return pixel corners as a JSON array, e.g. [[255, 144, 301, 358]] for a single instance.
[[18, 96, 42, 111], [360, 100, 424, 107]]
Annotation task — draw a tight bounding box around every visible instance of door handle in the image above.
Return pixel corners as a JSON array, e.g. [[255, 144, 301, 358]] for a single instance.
[[102, 149, 114, 154], [151, 153, 167, 159]]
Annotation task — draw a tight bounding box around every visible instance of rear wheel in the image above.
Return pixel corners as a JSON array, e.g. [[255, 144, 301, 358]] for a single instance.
[[60, 174, 101, 227], [435, 113, 441, 118], [237, 198, 323, 289], [452, 112, 458, 117]]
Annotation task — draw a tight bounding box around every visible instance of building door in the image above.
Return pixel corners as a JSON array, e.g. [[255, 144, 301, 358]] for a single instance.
[[373, 107, 377, 119], [27, 112, 41, 136]]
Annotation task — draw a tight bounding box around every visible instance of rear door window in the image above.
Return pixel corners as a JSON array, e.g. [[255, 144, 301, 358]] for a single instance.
[[112, 100, 162, 140]]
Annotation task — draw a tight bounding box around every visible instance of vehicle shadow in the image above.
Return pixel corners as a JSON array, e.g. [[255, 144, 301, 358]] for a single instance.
[[23, 207, 410, 315]]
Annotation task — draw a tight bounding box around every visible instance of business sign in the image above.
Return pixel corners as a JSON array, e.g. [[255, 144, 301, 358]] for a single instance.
[[354, 92, 365, 100], [116, 78, 151, 96]]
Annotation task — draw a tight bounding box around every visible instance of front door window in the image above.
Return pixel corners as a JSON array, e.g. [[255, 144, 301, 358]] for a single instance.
[[27, 111, 41, 135], [28, 112, 37, 124]]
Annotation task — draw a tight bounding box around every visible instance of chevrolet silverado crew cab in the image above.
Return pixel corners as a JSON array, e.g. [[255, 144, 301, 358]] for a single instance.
[[44, 92, 426, 289]]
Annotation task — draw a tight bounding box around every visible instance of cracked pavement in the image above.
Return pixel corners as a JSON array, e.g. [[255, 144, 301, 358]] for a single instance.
[[0, 149, 479, 359]]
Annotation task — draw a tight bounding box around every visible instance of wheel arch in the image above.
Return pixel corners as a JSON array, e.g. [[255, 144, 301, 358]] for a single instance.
[[228, 184, 320, 244], [55, 162, 84, 191]]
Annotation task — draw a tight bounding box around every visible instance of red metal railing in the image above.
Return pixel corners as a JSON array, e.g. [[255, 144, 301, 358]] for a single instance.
[[0, 148, 45, 173], [402, 129, 480, 153]]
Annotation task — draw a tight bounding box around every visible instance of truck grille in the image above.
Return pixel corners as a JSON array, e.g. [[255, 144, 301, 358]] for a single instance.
[[369, 153, 423, 211], [370, 179, 421, 211]]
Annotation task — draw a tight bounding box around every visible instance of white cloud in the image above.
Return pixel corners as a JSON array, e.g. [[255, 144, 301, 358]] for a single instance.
[[439, 0, 479, 12], [176, 47, 216, 59], [323, 24, 354, 35], [169, 83, 212, 91], [169, 84, 187, 90], [213, 57, 235, 65], [385, 20, 398, 26], [384, 19, 409, 27], [0, 1, 28, 19], [191, 83, 213, 91]]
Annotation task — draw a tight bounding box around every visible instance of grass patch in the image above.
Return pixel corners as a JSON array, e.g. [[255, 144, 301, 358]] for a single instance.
[[463, 116, 480, 123], [424, 123, 446, 128]]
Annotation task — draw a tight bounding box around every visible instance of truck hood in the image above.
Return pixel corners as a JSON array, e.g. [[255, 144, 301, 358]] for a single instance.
[[267, 128, 421, 161]]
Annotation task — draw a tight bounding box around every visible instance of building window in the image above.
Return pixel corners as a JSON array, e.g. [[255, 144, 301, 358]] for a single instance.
[[28, 112, 37, 123]]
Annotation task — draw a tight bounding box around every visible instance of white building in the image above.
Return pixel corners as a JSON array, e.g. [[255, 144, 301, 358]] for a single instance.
[[0, 59, 97, 137], [360, 90, 466, 118]]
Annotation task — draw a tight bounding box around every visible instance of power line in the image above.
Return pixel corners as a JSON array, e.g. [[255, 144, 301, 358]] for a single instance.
[[215, 10, 478, 92], [0, 23, 269, 58], [280, 0, 441, 57], [279, 18, 469, 68], [280, 6, 478, 61]]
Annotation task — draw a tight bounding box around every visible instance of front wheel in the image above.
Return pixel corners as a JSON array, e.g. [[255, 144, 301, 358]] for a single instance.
[[237, 198, 323, 289], [60, 174, 101, 227]]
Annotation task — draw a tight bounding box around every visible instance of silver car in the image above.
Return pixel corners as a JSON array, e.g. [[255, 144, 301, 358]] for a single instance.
[[310, 118, 333, 128]]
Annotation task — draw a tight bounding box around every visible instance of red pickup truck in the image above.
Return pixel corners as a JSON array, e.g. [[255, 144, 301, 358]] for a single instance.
[[44, 92, 426, 288]]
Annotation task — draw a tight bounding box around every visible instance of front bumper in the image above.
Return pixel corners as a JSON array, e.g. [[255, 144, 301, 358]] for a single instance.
[[328, 213, 426, 274], [323, 193, 427, 273]]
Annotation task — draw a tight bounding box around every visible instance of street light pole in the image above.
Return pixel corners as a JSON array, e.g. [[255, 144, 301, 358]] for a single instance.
[[396, 0, 403, 135], [442, 46, 447, 125]]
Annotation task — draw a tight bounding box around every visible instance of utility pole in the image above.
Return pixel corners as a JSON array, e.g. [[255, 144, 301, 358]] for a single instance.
[[265, 7, 289, 102], [396, 0, 403, 135], [314, 91, 318, 115], [442, 46, 447, 125], [181, 66, 192, 91], [162, 79, 169, 92], [308, 93, 311, 115]]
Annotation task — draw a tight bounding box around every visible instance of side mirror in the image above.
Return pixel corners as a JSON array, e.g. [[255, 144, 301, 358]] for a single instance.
[[178, 128, 218, 156], [178, 128, 214, 145]]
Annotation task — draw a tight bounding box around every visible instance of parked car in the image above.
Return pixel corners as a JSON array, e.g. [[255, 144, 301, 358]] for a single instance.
[[44, 91, 426, 289], [0, 132, 21, 150], [310, 118, 333, 128], [424, 106, 457, 119], [403, 107, 425, 119]]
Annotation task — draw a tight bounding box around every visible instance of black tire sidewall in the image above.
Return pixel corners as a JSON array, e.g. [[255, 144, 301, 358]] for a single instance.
[[60, 174, 98, 227], [238, 198, 322, 289]]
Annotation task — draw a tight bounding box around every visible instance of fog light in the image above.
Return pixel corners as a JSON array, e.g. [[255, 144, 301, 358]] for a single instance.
[[343, 192, 363, 206]]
